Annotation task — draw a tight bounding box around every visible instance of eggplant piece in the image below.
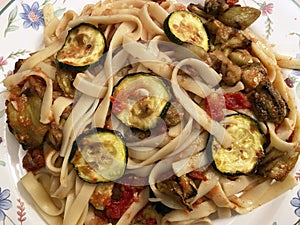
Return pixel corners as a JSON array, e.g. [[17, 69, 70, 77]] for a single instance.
[[156, 175, 198, 210], [6, 90, 49, 150], [205, 19, 251, 51], [163, 10, 209, 51], [130, 204, 160, 225], [258, 147, 300, 181], [241, 62, 268, 92], [163, 101, 185, 127], [218, 6, 261, 30], [69, 128, 127, 183], [189, 0, 261, 30], [111, 73, 171, 131], [209, 50, 242, 86], [55, 68, 76, 98], [228, 49, 259, 67], [209, 114, 265, 176], [247, 80, 289, 123], [56, 23, 107, 71], [203, 0, 229, 16]]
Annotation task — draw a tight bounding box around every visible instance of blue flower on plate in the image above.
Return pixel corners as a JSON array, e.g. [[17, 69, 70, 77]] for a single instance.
[[291, 189, 300, 217], [19, 2, 44, 30], [0, 188, 12, 221]]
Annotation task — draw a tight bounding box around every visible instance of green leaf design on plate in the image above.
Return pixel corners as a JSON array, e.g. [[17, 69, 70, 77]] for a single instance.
[[5, 24, 19, 33], [42, 0, 52, 5], [0, 109, 5, 119], [0, 161, 6, 167], [4, 6, 19, 37], [7, 49, 30, 59], [54, 8, 66, 17]]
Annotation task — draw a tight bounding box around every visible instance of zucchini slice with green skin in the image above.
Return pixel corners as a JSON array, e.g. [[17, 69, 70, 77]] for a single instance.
[[69, 128, 127, 183], [163, 10, 209, 51], [56, 23, 107, 71], [111, 72, 171, 131], [210, 114, 265, 176]]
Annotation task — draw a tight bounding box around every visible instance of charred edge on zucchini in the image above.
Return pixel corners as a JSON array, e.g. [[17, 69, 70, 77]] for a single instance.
[[208, 113, 265, 176], [111, 72, 172, 131], [69, 128, 127, 183], [163, 10, 209, 51], [56, 23, 107, 71]]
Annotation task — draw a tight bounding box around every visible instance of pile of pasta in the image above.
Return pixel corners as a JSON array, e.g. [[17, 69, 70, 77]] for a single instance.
[[3, 0, 300, 224]]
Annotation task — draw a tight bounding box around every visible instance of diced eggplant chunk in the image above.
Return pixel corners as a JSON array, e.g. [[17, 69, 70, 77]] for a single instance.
[[241, 62, 268, 92], [209, 50, 242, 86], [247, 80, 289, 123], [218, 6, 261, 30], [6, 90, 49, 150], [55, 68, 76, 98], [205, 19, 251, 51], [258, 147, 300, 181]]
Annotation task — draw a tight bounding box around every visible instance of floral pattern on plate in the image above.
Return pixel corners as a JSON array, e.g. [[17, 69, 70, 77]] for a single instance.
[[0, 188, 26, 225], [0, 0, 299, 224]]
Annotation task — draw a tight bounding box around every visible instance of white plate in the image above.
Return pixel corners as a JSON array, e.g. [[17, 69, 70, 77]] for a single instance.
[[0, 0, 300, 224]]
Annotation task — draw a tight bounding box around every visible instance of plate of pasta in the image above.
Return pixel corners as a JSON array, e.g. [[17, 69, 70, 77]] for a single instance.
[[1, 0, 300, 224]]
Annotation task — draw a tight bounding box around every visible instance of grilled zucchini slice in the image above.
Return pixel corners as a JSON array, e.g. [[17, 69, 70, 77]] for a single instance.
[[56, 23, 107, 71], [111, 73, 171, 131], [163, 10, 209, 51], [69, 128, 127, 183], [210, 114, 265, 176]]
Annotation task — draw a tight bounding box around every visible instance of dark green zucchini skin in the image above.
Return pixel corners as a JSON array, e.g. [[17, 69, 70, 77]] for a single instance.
[[69, 128, 127, 183], [111, 72, 172, 131], [56, 23, 107, 71], [163, 10, 209, 51], [207, 113, 266, 176]]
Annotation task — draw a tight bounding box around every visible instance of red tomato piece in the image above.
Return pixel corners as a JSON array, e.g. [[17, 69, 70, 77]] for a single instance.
[[224, 92, 252, 110], [226, 0, 239, 7], [205, 92, 252, 121], [188, 170, 208, 181], [205, 92, 226, 121], [105, 185, 140, 219]]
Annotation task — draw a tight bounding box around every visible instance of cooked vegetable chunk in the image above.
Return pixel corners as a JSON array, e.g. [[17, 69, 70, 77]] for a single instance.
[[111, 73, 171, 131], [55, 68, 76, 97], [217, 6, 261, 30], [89, 182, 114, 210], [247, 80, 289, 123], [56, 23, 107, 71], [69, 128, 127, 183], [258, 146, 300, 181], [241, 62, 268, 92], [6, 90, 49, 150], [163, 10, 209, 51], [189, 0, 260, 30], [205, 18, 251, 51], [210, 114, 265, 175], [157, 174, 198, 210]]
